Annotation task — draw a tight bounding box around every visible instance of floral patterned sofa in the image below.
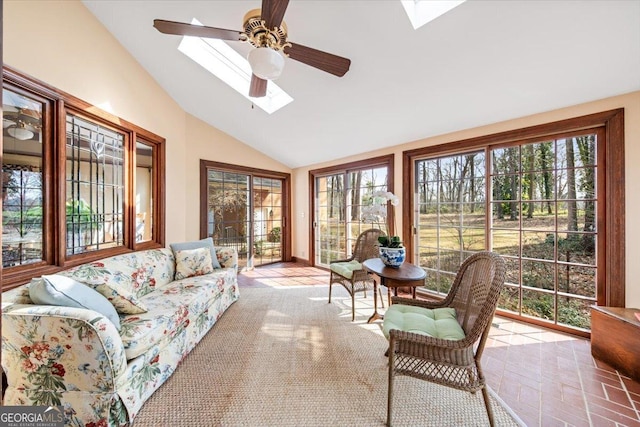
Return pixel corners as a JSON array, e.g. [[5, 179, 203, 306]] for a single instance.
[[1, 245, 240, 426]]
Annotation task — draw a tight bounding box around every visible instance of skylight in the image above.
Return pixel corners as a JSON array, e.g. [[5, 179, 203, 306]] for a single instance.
[[401, 0, 466, 30], [178, 19, 293, 114]]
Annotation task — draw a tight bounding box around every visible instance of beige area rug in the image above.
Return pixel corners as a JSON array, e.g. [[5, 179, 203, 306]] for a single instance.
[[134, 285, 525, 427]]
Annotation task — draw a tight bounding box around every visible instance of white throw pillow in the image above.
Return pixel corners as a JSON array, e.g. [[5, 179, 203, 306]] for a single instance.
[[29, 274, 121, 329]]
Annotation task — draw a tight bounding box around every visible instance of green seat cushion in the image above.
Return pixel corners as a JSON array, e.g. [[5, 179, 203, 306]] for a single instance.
[[383, 305, 465, 341], [329, 260, 363, 280]]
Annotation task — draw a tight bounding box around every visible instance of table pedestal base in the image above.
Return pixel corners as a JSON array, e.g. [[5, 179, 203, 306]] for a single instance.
[[366, 279, 422, 323], [363, 258, 426, 323], [367, 310, 383, 323]]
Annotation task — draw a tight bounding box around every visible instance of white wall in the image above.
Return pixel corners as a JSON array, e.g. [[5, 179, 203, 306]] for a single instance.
[[183, 114, 290, 240]]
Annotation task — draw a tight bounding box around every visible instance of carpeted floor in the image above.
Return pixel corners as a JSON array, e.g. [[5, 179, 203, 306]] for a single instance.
[[134, 285, 525, 426]]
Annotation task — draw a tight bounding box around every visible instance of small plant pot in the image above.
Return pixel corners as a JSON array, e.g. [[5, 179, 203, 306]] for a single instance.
[[379, 246, 406, 268]]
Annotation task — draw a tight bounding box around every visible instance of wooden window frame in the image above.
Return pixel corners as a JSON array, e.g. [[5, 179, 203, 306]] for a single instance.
[[1, 66, 166, 290], [134, 137, 165, 250], [308, 154, 395, 266], [403, 109, 625, 313]]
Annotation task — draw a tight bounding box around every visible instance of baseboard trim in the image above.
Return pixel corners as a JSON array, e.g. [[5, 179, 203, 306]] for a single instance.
[[290, 256, 310, 266]]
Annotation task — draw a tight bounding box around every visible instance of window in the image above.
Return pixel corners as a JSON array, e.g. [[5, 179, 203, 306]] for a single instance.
[[415, 151, 486, 294], [406, 110, 624, 336], [491, 135, 601, 331], [135, 140, 155, 243], [401, 0, 467, 30], [2, 88, 45, 269], [310, 155, 394, 268], [1, 66, 165, 289], [65, 114, 125, 255]]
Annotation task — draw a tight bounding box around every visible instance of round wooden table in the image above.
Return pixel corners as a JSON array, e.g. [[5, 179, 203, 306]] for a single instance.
[[363, 258, 427, 323]]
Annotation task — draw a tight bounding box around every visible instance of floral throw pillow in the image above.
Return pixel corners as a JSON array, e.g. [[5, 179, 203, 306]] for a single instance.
[[56, 263, 148, 314], [174, 247, 214, 280], [170, 237, 221, 269]]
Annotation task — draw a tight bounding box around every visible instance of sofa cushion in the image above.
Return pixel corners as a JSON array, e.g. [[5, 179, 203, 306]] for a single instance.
[[119, 269, 235, 360], [60, 249, 176, 301], [174, 247, 214, 280], [170, 237, 221, 270], [382, 305, 465, 341], [29, 275, 121, 329], [329, 260, 362, 280], [57, 263, 148, 314], [1, 285, 32, 305]]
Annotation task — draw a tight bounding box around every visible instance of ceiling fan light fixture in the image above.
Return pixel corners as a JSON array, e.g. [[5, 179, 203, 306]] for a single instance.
[[247, 47, 285, 80], [7, 124, 34, 140], [177, 26, 293, 114]]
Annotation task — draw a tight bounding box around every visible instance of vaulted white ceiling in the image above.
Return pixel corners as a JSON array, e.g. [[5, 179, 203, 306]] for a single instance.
[[83, 0, 640, 168]]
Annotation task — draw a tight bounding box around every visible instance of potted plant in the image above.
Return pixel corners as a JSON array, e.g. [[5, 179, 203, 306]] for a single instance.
[[378, 235, 403, 248], [362, 191, 406, 268]]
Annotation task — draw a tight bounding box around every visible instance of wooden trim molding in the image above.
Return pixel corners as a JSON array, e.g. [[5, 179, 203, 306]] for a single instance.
[[604, 109, 625, 306], [308, 154, 395, 176], [307, 169, 314, 266]]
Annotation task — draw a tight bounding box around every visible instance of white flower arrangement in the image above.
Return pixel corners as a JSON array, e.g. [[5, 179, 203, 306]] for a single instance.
[[361, 191, 402, 248]]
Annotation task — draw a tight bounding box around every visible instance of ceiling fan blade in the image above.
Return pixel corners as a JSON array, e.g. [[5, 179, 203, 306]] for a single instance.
[[284, 42, 351, 77], [153, 19, 243, 41], [249, 74, 268, 98], [261, 0, 289, 30]]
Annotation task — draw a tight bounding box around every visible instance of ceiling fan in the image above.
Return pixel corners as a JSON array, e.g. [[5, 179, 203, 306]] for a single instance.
[[153, 0, 351, 98]]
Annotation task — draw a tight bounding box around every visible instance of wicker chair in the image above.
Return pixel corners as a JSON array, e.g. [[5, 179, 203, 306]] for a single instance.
[[383, 251, 506, 427], [328, 228, 385, 321]]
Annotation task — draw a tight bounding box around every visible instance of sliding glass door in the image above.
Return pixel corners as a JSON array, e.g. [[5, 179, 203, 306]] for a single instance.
[[312, 156, 393, 269], [315, 174, 346, 266], [412, 130, 605, 333], [202, 162, 289, 270], [415, 152, 487, 295], [252, 177, 284, 266], [206, 170, 251, 269]]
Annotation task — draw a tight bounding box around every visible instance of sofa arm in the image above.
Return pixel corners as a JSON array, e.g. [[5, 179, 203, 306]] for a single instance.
[[1, 304, 127, 398], [216, 246, 239, 272]]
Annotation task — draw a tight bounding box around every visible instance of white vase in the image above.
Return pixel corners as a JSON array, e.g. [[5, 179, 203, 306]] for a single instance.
[[379, 246, 406, 268]]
